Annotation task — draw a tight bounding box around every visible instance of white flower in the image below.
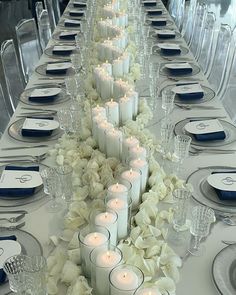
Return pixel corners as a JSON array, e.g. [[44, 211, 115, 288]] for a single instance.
[[61, 260, 82, 284], [60, 229, 75, 242], [89, 182, 104, 198], [56, 154, 64, 166], [68, 232, 80, 249], [154, 277, 176, 294], [47, 275, 59, 294], [68, 248, 81, 265], [66, 276, 92, 295]]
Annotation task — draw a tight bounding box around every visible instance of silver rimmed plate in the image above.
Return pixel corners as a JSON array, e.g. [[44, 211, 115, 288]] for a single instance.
[[35, 63, 75, 78], [0, 229, 43, 294], [0, 162, 48, 206], [187, 166, 236, 214], [44, 46, 77, 59], [212, 244, 236, 295], [20, 85, 70, 106], [161, 84, 215, 104], [152, 44, 189, 57], [160, 62, 201, 77], [174, 117, 236, 147], [8, 116, 63, 143]]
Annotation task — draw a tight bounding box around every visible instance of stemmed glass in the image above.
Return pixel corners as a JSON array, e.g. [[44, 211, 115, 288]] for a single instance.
[[173, 134, 191, 177], [189, 205, 215, 256], [160, 120, 174, 157], [162, 88, 175, 118], [65, 75, 78, 101], [148, 62, 160, 109], [40, 167, 62, 213]]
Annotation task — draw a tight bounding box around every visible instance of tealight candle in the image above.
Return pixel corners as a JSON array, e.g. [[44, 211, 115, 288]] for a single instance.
[[129, 145, 147, 160], [95, 212, 118, 246], [105, 128, 123, 159], [121, 169, 141, 208], [105, 99, 119, 126], [130, 158, 149, 193], [134, 287, 159, 295], [107, 198, 128, 239], [119, 95, 133, 124], [122, 136, 139, 163]]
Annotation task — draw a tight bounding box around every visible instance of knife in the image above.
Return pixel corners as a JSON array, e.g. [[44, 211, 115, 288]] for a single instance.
[[0, 222, 25, 230], [1, 145, 49, 151]]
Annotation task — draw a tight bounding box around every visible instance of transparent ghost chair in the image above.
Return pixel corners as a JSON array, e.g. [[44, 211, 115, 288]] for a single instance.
[[182, 0, 197, 45], [0, 82, 11, 136], [189, 2, 207, 58], [35, 1, 44, 22], [0, 39, 25, 114], [168, 0, 178, 20], [15, 18, 42, 84], [38, 9, 52, 50], [207, 24, 232, 95], [175, 0, 185, 31], [197, 12, 216, 74], [44, 0, 60, 32]]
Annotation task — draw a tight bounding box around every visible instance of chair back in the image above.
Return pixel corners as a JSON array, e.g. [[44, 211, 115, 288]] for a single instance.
[[207, 24, 232, 95], [197, 12, 217, 74], [0, 82, 11, 136], [0, 39, 25, 114], [44, 0, 60, 32], [38, 9, 52, 50], [182, 0, 197, 45], [175, 0, 185, 31], [35, 1, 44, 22], [189, 2, 207, 58], [15, 18, 42, 84]]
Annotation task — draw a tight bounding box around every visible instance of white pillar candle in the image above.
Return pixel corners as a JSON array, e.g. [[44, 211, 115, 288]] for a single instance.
[[97, 120, 114, 153], [130, 158, 149, 193], [83, 232, 108, 277], [92, 113, 107, 142], [135, 288, 159, 295], [97, 43, 106, 61], [101, 75, 114, 100], [106, 128, 123, 159], [119, 95, 133, 124], [126, 90, 139, 117], [92, 105, 107, 117], [108, 183, 129, 199], [129, 145, 147, 160], [122, 136, 139, 163], [104, 44, 114, 62], [105, 99, 119, 126], [102, 61, 112, 76], [121, 169, 141, 208], [95, 212, 118, 246], [113, 80, 123, 99], [122, 52, 130, 74], [112, 58, 124, 78], [95, 250, 122, 295], [110, 268, 139, 295], [112, 47, 123, 60], [107, 198, 128, 239]]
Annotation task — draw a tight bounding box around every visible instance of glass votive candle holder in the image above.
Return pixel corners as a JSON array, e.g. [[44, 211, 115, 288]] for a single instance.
[[129, 144, 148, 160], [134, 286, 160, 295], [129, 157, 149, 194], [121, 136, 140, 164], [105, 195, 132, 241], [105, 128, 123, 159], [107, 179, 132, 201], [120, 167, 142, 210], [90, 245, 123, 295], [78, 225, 110, 278], [90, 209, 118, 246], [109, 264, 144, 295]]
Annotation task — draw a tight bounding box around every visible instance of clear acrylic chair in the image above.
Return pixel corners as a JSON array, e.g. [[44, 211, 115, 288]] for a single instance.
[[207, 24, 232, 95], [52, 0, 61, 25], [0, 82, 11, 136], [182, 0, 197, 45], [0, 39, 25, 114], [189, 2, 207, 59], [35, 1, 44, 22], [38, 9, 52, 50], [44, 0, 60, 32], [175, 0, 185, 31], [15, 18, 42, 84]]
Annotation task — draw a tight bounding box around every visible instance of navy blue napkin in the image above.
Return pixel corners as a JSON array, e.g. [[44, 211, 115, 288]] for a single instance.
[[0, 165, 39, 197], [211, 171, 236, 200], [147, 10, 162, 15], [167, 67, 193, 76], [29, 92, 59, 103], [52, 49, 73, 56], [59, 33, 77, 40], [157, 32, 176, 39], [21, 117, 54, 137], [161, 47, 181, 56], [151, 19, 167, 26], [0, 235, 17, 284], [73, 2, 86, 7], [175, 83, 204, 100], [46, 66, 68, 75], [64, 21, 81, 27], [69, 11, 84, 17], [143, 2, 157, 6]]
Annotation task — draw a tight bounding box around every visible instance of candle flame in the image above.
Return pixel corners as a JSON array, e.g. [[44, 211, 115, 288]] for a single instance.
[[94, 233, 98, 239], [116, 182, 119, 188], [115, 198, 118, 204], [129, 168, 133, 174], [96, 104, 99, 108], [148, 292, 152, 295], [137, 144, 140, 149], [105, 212, 108, 218], [138, 158, 141, 162], [106, 60, 108, 63], [111, 98, 113, 102], [106, 251, 110, 258], [123, 272, 127, 278]]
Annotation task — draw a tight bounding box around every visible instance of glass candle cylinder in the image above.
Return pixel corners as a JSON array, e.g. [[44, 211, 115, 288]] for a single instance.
[[107, 179, 132, 201], [105, 128, 123, 159], [134, 286, 160, 295], [78, 225, 110, 278], [129, 158, 149, 193]]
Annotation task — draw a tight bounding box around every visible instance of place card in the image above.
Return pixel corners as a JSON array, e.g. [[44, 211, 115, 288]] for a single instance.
[[207, 173, 236, 192], [184, 119, 224, 135], [59, 31, 78, 40], [46, 62, 72, 74], [172, 83, 204, 99], [142, 1, 157, 7], [73, 1, 87, 7], [52, 45, 76, 55], [146, 8, 163, 15], [165, 62, 193, 75], [69, 9, 85, 16], [149, 18, 167, 26], [22, 118, 60, 131], [0, 170, 42, 189], [64, 19, 81, 27]]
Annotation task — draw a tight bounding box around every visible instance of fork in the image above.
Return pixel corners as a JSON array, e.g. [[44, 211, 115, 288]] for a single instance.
[[190, 148, 236, 156], [0, 153, 48, 163], [0, 221, 25, 230], [175, 103, 220, 110], [0, 213, 25, 223]]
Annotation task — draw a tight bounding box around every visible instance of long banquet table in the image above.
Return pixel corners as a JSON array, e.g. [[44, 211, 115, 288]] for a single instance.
[[0, 0, 236, 294]]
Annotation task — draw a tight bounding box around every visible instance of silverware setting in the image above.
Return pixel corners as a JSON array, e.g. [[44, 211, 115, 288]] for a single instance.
[[185, 116, 227, 120], [167, 76, 203, 82], [222, 240, 236, 245], [190, 147, 236, 156], [0, 210, 27, 214], [0, 221, 25, 230], [175, 103, 221, 110], [0, 212, 25, 223], [1, 145, 49, 151], [0, 153, 48, 163], [17, 111, 57, 117]]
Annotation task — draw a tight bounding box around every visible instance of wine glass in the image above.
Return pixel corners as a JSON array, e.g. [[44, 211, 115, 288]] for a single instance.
[[173, 134, 191, 177], [162, 88, 175, 117], [65, 75, 78, 100], [160, 120, 174, 157], [40, 167, 62, 213], [189, 205, 215, 256]]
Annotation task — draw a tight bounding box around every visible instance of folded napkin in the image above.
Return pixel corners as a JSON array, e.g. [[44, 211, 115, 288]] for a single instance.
[[167, 67, 193, 76], [211, 171, 236, 200], [143, 2, 157, 6], [69, 11, 84, 17], [151, 19, 167, 26], [64, 21, 81, 27], [175, 83, 204, 100], [73, 2, 86, 7], [46, 67, 67, 75], [21, 117, 54, 137], [0, 235, 17, 284], [161, 47, 181, 56], [59, 33, 77, 40], [29, 92, 59, 103], [147, 10, 162, 15], [0, 165, 39, 198], [157, 32, 176, 39], [52, 49, 73, 56]]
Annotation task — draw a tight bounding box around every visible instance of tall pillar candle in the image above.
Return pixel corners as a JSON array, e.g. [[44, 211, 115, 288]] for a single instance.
[[129, 145, 147, 160], [121, 169, 141, 208], [105, 99, 119, 126], [119, 95, 133, 124], [122, 136, 139, 164], [112, 58, 124, 78], [122, 52, 130, 74], [97, 120, 114, 153], [92, 105, 107, 117], [102, 61, 112, 76], [127, 90, 139, 117], [130, 158, 149, 193], [92, 114, 107, 142], [105, 128, 122, 159], [101, 75, 114, 100]]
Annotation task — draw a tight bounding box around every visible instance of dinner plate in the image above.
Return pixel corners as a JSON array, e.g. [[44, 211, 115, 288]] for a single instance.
[[212, 244, 236, 295], [8, 116, 63, 143], [186, 166, 236, 214], [52, 31, 77, 43], [174, 117, 236, 147], [160, 62, 201, 77], [0, 162, 48, 206], [160, 84, 215, 104], [44, 45, 77, 59], [35, 63, 76, 78], [20, 85, 70, 106], [0, 229, 42, 294], [152, 44, 189, 57]]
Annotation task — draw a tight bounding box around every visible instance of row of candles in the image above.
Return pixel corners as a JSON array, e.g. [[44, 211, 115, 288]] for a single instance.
[[102, 7, 129, 27]]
